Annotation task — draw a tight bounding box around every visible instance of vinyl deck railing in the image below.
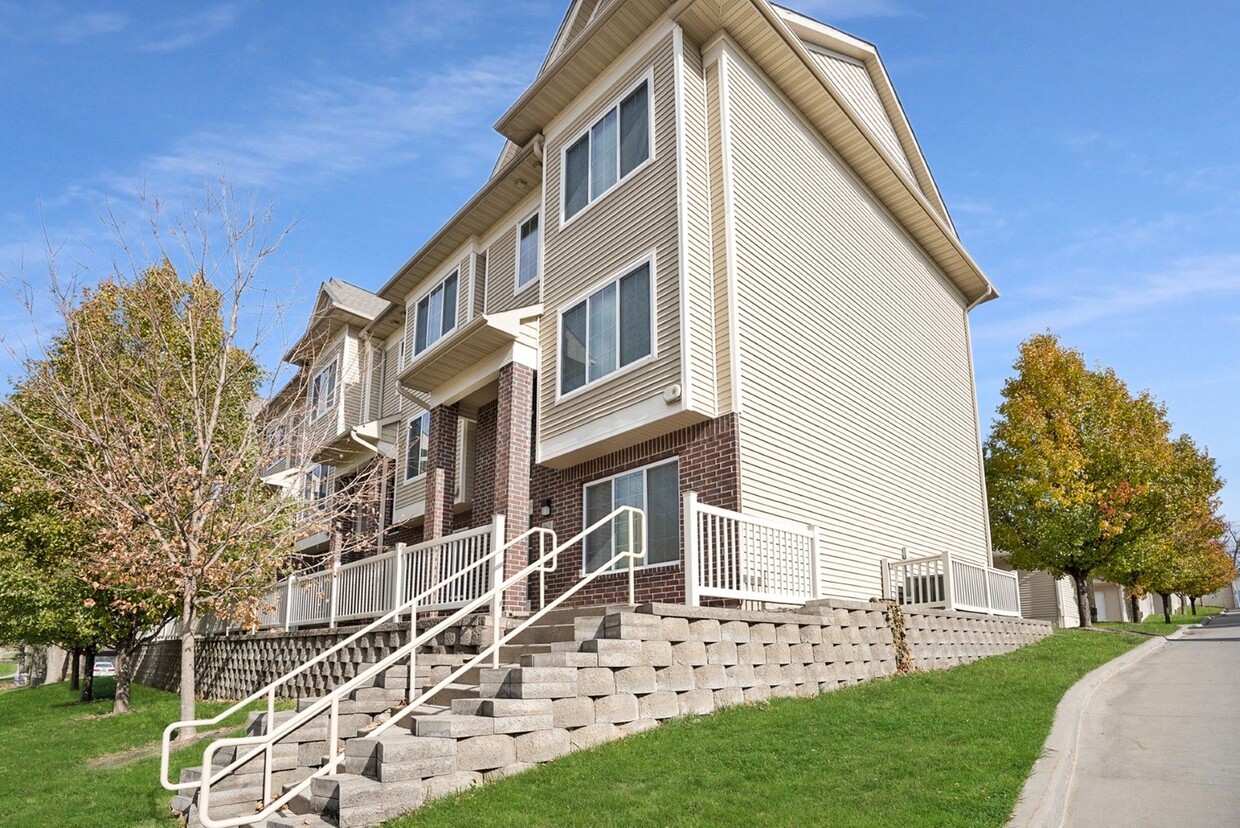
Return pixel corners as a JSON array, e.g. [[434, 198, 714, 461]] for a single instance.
[[684, 492, 820, 606], [883, 549, 1021, 617]]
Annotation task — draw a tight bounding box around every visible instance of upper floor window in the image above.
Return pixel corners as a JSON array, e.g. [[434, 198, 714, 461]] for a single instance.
[[517, 212, 541, 290], [413, 271, 458, 356], [563, 79, 651, 221], [583, 458, 679, 572], [310, 361, 337, 421], [560, 260, 652, 395], [304, 463, 330, 508], [404, 411, 430, 482]]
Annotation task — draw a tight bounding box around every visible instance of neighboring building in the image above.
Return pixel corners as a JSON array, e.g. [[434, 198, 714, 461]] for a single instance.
[[993, 555, 1080, 628], [263, 0, 1002, 611]]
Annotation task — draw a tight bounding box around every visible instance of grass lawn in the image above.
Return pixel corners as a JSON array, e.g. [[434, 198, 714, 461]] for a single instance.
[[1097, 604, 1222, 636], [388, 630, 1139, 828], [0, 680, 273, 828]]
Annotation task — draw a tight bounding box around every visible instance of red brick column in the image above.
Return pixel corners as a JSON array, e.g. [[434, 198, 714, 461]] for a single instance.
[[495, 362, 535, 611], [424, 403, 458, 540]]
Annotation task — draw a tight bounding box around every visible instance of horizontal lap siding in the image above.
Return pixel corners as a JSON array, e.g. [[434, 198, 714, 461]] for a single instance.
[[305, 339, 345, 449], [540, 34, 682, 445], [806, 49, 917, 187], [1058, 577, 1081, 626], [680, 38, 717, 416], [485, 222, 540, 314], [724, 51, 989, 603], [1017, 570, 1062, 626], [379, 337, 405, 418], [366, 344, 383, 419], [341, 331, 363, 431]]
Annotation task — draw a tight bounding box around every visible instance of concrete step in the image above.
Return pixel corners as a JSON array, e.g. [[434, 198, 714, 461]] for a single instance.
[[268, 815, 338, 828], [312, 774, 425, 828], [507, 622, 577, 646]]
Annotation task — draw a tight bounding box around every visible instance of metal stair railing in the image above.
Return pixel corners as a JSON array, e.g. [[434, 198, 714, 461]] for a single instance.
[[191, 506, 645, 828], [159, 516, 514, 793]]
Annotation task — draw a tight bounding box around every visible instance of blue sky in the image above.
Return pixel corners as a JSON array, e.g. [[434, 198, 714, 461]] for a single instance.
[[1, 1, 1237, 518]]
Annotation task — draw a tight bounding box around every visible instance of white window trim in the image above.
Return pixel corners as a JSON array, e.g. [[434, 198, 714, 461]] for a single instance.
[[406, 268, 461, 359], [514, 208, 542, 295], [555, 250, 658, 404], [403, 411, 430, 483], [309, 358, 339, 422], [579, 456, 680, 576], [559, 69, 656, 229]]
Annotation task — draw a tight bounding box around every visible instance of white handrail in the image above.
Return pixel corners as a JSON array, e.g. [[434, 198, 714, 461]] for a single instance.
[[190, 506, 644, 828], [158, 519, 507, 792]]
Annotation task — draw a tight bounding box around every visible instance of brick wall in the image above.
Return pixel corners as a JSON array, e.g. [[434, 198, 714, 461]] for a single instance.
[[530, 414, 740, 607]]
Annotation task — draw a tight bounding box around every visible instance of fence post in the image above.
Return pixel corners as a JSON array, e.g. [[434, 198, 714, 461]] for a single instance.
[[809, 525, 822, 601], [683, 491, 699, 607], [1014, 573, 1022, 617], [284, 575, 295, 632], [328, 567, 339, 629], [391, 544, 406, 620], [491, 514, 506, 669], [880, 557, 891, 603], [983, 565, 994, 613], [942, 550, 955, 612]]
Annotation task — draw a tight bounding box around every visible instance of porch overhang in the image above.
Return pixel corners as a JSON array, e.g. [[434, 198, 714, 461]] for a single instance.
[[397, 306, 541, 395]]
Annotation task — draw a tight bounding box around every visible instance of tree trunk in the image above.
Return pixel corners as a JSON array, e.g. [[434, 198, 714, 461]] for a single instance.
[[179, 602, 197, 740], [1159, 593, 1172, 624], [1190, 597, 1197, 615], [1129, 593, 1140, 623], [112, 637, 136, 715], [70, 647, 81, 690], [1072, 572, 1092, 629], [80, 647, 95, 703]]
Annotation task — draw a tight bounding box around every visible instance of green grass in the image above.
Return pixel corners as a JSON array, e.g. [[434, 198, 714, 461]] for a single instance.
[[388, 630, 1139, 828], [1098, 604, 1222, 637], [0, 680, 275, 828]]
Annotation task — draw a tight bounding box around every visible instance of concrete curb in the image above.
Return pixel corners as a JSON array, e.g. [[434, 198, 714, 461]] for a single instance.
[[1005, 629, 1182, 828]]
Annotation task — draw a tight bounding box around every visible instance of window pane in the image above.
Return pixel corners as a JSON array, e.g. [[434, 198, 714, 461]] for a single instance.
[[405, 418, 421, 480], [560, 302, 587, 394], [613, 471, 645, 569], [426, 286, 443, 349], [584, 480, 613, 572], [620, 83, 650, 177], [587, 282, 617, 382], [564, 134, 590, 219], [590, 108, 618, 200], [417, 412, 429, 476], [619, 263, 651, 366], [415, 297, 429, 354], [646, 462, 679, 565], [442, 273, 458, 333], [518, 214, 540, 287]]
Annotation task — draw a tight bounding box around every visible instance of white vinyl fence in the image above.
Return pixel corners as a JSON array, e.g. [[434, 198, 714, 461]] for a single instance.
[[684, 492, 820, 606], [884, 549, 1021, 617]]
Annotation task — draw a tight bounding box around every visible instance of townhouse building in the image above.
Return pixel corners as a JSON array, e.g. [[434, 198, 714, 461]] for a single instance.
[[263, 0, 1002, 614]]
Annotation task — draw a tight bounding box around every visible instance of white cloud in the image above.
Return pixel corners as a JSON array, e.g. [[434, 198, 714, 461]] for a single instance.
[[973, 253, 1240, 344], [136, 5, 240, 53]]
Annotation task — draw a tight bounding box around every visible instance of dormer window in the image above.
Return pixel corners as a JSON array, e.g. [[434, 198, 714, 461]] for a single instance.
[[563, 78, 651, 222], [310, 361, 338, 421], [413, 271, 459, 356]]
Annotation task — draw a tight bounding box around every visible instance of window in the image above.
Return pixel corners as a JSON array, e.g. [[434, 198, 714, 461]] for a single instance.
[[404, 411, 430, 481], [517, 212, 541, 290], [304, 464, 330, 508], [563, 80, 650, 221], [560, 260, 652, 395], [310, 361, 337, 421], [413, 271, 459, 356], [583, 459, 679, 572]]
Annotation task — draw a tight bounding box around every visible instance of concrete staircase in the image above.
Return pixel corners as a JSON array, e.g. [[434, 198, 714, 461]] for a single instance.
[[174, 605, 623, 828]]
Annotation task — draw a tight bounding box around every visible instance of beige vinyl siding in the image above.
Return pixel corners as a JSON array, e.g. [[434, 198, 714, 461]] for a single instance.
[[540, 34, 683, 447], [483, 223, 532, 314], [723, 49, 990, 603], [393, 408, 428, 518], [805, 48, 917, 187], [1013, 568, 1066, 627], [366, 342, 383, 420], [305, 337, 346, 450], [705, 63, 732, 413], [379, 336, 406, 418], [473, 253, 488, 317], [341, 329, 363, 431], [678, 35, 717, 416], [1058, 577, 1081, 626]]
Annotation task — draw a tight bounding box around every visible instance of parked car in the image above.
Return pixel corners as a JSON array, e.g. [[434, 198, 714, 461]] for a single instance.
[[93, 659, 116, 677]]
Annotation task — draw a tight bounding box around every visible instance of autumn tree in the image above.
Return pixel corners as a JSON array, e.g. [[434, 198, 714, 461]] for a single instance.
[[985, 334, 1176, 627], [0, 188, 300, 731]]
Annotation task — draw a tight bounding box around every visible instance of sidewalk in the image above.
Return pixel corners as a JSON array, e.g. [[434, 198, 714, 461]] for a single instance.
[[1061, 610, 1240, 825]]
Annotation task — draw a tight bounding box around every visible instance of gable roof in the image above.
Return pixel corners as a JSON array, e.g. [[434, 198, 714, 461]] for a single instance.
[[284, 279, 389, 365]]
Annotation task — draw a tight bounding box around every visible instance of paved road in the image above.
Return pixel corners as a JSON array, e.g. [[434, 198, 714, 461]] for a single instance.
[[1063, 610, 1240, 825]]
